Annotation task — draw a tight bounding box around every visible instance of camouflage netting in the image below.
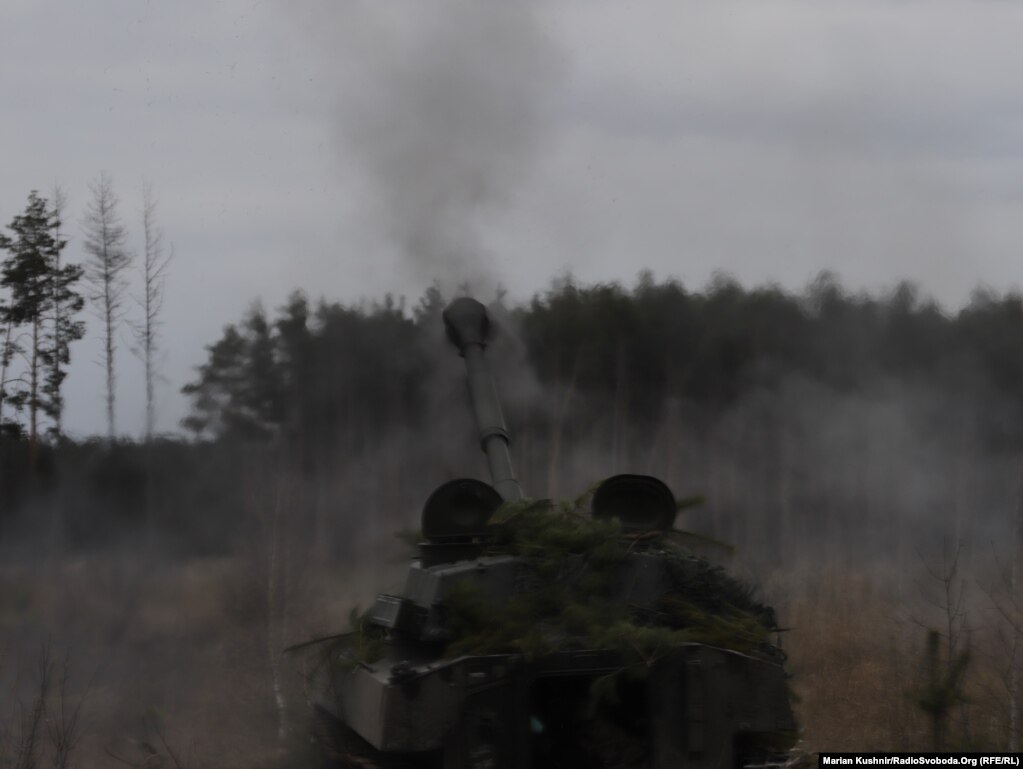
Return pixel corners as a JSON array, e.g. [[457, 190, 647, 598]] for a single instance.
[[440, 497, 783, 668], [319, 494, 784, 680]]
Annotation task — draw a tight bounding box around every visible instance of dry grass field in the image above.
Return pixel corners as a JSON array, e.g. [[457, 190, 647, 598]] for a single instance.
[[1, 549, 1015, 768], [772, 562, 1011, 753], [0, 551, 383, 769]]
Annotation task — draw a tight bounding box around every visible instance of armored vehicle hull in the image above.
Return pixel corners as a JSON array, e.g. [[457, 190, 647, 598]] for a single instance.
[[322, 643, 793, 769]]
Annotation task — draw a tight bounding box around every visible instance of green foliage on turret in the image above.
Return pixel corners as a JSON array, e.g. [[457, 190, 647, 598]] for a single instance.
[[441, 496, 781, 669], [289, 606, 387, 674]]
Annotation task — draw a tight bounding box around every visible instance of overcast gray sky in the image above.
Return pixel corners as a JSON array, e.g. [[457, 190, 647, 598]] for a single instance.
[[3, 0, 1023, 439]]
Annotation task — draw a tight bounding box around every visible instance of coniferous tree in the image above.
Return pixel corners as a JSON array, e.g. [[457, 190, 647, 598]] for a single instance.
[[43, 185, 85, 439], [0, 191, 84, 462], [242, 305, 284, 435], [181, 305, 285, 441], [1, 191, 52, 439], [181, 324, 250, 439]]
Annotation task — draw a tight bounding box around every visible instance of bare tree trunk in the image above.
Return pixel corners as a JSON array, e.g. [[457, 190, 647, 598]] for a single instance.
[[137, 181, 170, 442], [267, 465, 290, 749], [104, 276, 115, 440], [778, 415, 793, 561], [134, 182, 170, 543], [664, 399, 677, 485], [612, 339, 627, 470], [49, 183, 68, 439], [726, 419, 741, 550], [547, 350, 579, 499], [0, 317, 13, 425], [707, 427, 722, 542], [83, 172, 131, 444], [1011, 603, 1019, 750], [28, 316, 39, 472], [1010, 458, 1023, 750]]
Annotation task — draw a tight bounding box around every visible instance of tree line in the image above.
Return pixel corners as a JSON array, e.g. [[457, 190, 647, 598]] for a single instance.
[[4, 261, 1023, 569], [181, 274, 1023, 451], [0, 177, 171, 461], [160, 275, 1022, 561]]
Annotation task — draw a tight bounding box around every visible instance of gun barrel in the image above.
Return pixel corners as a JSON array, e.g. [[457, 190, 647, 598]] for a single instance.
[[442, 298, 523, 502]]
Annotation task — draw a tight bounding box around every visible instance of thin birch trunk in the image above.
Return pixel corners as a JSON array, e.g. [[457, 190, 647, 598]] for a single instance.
[[267, 459, 289, 748], [778, 416, 792, 561], [612, 339, 626, 470], [547, 350, 579, 499], [1009, 458, 1023, 750], [28, 316, 39, 472], [0, 318, 13, 426]]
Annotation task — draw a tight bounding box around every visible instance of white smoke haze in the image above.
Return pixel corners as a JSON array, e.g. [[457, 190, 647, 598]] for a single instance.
[[7, 0, 1023, 760], [6, 290, 1023, 763]]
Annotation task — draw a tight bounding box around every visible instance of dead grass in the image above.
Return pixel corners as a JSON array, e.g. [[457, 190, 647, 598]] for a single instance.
[[3, 551, 1015, 765], [0, 551, 369, 769], [770, 564, 1010, 752]]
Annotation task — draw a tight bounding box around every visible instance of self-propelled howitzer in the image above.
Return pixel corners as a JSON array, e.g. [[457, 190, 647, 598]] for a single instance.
[[316, 298, 796, 769]]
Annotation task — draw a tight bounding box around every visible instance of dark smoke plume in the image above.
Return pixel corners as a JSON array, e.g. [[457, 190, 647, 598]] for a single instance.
[[296, 0, 566, 292]]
